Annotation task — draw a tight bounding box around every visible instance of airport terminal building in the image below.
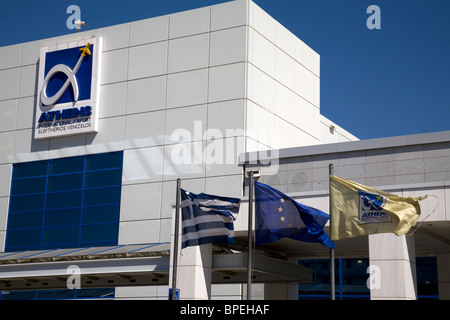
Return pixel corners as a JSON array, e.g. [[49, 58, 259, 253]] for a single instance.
[[0, 0, 449, 300]]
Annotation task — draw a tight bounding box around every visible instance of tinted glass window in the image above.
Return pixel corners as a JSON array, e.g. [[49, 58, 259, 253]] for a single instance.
[[11, 177, 46, 195], [6, 151, 123, 252], [47, 173, 84, 192], [9, 194, 45, 212], [82, 205, 120, 224], [44, 208, 81, 227], [49, 156, 84, 174], [13, 160, 47, 179]]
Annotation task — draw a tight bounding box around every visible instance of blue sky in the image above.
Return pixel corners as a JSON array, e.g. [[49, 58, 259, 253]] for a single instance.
[[1, 0, 449, 140]]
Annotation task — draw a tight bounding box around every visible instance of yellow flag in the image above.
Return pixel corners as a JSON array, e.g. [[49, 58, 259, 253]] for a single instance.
[[329, 175, 426, 241]]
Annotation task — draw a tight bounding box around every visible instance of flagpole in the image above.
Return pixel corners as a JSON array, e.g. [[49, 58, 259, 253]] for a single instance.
[[329, 164, 335, 300], [247, 171, 255, 300], [171, 178, 181, 300]]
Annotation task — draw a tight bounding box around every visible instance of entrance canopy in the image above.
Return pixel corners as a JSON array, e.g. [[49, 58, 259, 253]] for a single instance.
[[0, 243, 171, 291], [0, 243, 312, 291]]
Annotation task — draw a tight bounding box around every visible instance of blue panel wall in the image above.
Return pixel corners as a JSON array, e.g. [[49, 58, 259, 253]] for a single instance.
[[5, 151, 123, 252]]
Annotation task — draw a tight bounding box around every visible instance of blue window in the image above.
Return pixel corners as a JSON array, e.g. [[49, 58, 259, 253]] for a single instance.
[[5, 151, 123, 252], [298, 257, 439, 300]]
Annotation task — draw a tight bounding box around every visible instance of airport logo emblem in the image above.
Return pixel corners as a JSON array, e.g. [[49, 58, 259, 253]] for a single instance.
[[357, 190, 392, 224], [35, 37, 102, 139]]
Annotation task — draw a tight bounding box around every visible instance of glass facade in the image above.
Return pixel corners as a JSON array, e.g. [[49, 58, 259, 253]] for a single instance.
[[416, 257, 439, 299], [1, 151, 123, 300], [299, 258, 370, 300], [6, 151, 123, 251], [298, 257, 439, 300]]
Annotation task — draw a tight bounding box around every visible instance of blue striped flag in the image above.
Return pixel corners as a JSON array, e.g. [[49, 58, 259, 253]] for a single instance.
[[181, 189, 240, 249]]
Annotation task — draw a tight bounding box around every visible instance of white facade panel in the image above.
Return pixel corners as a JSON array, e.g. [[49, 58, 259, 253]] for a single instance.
[[246, 101, 275, 148], [124, 111, 166, 149], [162, 141, 206, 180], [205, 174, 243, 198], [206, 100, 246, 137], [122, 147, 164, 185], [128, 41, 168, 80], [164, 105, 207, 144], [0, 44, 21, 70], [166, 69, 208, 109], [16, 97, 35, 130], [94, 24, 130, 51], [247, 64, 275, 113], [275, 47, 297, 93], [99, 82, 127, 118], [0, 132, 14, 164], [169, 7, 210, 39], [48, 134, 86, 159], [13, 129, 48, 163], [0, 68, 19, 101], [86, 116, 125, 154], [208, 62, 246, 103], [126, 76, 167, 114], [168, 33, 209, 73], [248, 28, 275, 77], [0, 99, 18, 133], [205, 136, 245, 177], [0, 165, 12, 197], [119, 220, 161, 245], [210, 0, 248, 31], [18, 65, 37, 98], [209, 26, 247, 67], [130, 16, 168, 46], [21, 39, 54, 66], [0, 198, 7, 232], [248, 1, 275, 42], [101, 49, 129, 85], [120, 182, 162, 222]]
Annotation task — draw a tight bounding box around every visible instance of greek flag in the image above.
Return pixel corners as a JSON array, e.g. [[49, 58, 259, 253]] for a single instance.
[[181, 189, 240, 249]]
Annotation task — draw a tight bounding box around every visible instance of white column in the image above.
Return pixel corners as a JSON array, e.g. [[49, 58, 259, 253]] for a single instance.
[[169, 197, 212, 300], [437, 253, 450, 300], [242, 283, 264, 300], [177, 244, 212, 300], [368, 233, 417, 300]]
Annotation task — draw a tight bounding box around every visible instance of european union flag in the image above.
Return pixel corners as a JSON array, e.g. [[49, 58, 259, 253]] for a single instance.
[[255, 181, 335, 248]]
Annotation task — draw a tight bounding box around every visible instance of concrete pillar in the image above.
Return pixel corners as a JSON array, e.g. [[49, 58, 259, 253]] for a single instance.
[[176, 244, 212, 300], [436, 253, 450, 300], [169, 200, 212, 300], [242, 283, 264, 300], [368, 233, 417, 300]]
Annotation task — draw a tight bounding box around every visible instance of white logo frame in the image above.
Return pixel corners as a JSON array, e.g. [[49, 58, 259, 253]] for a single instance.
[[34, 37, 102, 140]]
